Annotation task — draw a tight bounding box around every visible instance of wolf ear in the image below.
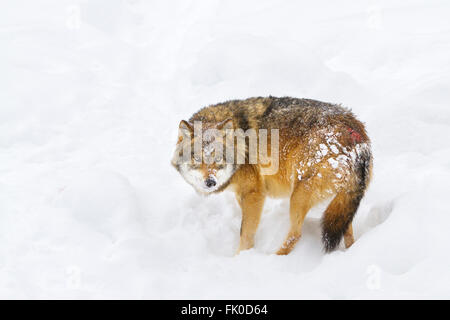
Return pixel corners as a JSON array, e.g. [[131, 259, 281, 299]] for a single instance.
[[217, 118, 234, 131], [178, 120, 193, 139]]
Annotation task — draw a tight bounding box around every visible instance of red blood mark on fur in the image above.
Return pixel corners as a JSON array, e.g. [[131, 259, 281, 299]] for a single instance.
[[347, 127, 362, 143]]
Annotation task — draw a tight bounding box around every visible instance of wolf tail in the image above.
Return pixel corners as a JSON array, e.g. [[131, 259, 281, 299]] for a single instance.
[[321, 149, 372, 252]]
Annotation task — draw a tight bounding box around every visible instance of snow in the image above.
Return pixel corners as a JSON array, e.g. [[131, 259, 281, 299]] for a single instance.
[[319, 144, 329, 157], [330, 145, 340, 155], [1, 0, 450, 299], [328, 158, 340, 169]]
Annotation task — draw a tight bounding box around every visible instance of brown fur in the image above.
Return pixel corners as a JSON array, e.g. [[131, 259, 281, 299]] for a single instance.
[[173, 96, 372, 254]]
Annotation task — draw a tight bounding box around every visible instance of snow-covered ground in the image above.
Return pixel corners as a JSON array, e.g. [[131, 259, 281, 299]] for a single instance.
[[1, 0, 450, 299]]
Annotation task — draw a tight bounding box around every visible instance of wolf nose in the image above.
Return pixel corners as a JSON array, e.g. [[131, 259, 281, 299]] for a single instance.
[[205, 178, 216, 188]]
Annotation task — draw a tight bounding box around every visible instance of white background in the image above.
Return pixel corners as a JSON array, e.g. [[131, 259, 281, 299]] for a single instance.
[[1, 0, 450, 298]]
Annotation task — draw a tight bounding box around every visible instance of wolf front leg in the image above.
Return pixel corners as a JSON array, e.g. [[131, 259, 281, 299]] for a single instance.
[[236, 191, 265, 254]]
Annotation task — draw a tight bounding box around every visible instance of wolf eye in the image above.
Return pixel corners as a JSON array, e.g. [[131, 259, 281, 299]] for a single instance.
[[215, 157, 222, 163], [194, 155, 201, 162], [217, 164, 226, 170]]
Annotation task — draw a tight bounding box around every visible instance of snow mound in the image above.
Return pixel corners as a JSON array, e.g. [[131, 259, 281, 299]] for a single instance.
[[56, 170, 143, 240]]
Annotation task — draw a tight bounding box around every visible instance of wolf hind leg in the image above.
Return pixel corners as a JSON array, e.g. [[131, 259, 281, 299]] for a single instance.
[[276, 182, 313, 255], [344, 223, 354, 248]]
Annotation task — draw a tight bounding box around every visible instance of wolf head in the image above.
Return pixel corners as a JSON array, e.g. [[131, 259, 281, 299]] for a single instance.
[[171, 119, 244, 195]]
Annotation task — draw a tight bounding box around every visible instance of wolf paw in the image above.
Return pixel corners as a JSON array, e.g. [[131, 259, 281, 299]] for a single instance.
[[276, 235, 300, 255]]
